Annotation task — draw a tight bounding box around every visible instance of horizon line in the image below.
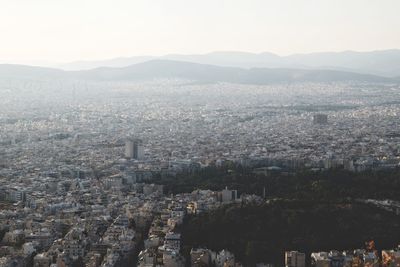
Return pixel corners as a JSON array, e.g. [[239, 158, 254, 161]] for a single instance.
[[1, 48, 400, 67]]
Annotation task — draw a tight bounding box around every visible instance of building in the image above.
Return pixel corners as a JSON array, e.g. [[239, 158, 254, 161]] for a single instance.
[[221, 187, 238, 203], [33, 253, 50, 267], [382, 249, 400, 266], [163, 250, 185, 267], [190, 248, 212, 267], [164, 232, 181, 252], [125, 139, 135, 159], [285, 251, 305, 267], [125, 138, 144, 160], [215, 249, 235, 267], [313, 114, 328, 124], [311, 252, 331, 267], [363, 252, 379, 267], [6, 187, 25, 202]]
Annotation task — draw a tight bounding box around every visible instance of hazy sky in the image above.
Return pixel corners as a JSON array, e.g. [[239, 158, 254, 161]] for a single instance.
[[1, 0, 400, 64]]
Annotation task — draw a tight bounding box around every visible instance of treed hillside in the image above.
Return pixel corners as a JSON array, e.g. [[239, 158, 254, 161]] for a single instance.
[[152, 167, 400, 201], [179, 201, 400, 266]]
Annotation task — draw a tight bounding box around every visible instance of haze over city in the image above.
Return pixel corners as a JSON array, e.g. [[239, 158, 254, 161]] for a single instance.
[[1, 0, 400, 64]]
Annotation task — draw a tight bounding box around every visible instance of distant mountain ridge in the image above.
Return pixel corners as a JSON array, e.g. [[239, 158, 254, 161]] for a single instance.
[[0, 60, 398, 85], [75, 60, 396, 83], [57, 50, 400, 77]]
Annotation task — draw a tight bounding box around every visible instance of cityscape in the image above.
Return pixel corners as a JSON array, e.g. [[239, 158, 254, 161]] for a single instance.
[[2, 76, 400, 267], [2, 0, 400, 267]]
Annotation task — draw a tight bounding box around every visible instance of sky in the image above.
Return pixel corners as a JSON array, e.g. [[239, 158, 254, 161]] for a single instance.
[[1, 0, 400, 64]]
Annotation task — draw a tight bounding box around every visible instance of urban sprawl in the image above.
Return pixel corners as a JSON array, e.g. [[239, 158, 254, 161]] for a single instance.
[[1, 80, 400, 266]]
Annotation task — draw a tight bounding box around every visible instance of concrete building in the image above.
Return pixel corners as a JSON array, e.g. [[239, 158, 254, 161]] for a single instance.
[[382, 250, 400, 266], [164, 232, 181, 252], [190, 248, 211, 267], [33, 253, 50, 267], [215, 249, 235, 267], [285, 251, 305, 267], [221, 187, 238, 203], [313, 114, 328, 124], [125, 138, 144, 160]]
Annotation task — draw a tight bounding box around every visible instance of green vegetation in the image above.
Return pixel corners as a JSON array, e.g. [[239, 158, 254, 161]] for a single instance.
[[153, 166, 400, 265], [179, 200, 400, 266], [152, 167, 400, 265], [153, 166, 400, 201]]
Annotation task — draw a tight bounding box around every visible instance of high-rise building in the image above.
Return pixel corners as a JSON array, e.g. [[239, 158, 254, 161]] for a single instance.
[[221, 187, 238, 203], [125, 139, 134, 159], [125, 138, 144, 160], [285, 251, 306, 267], [313, 114, 328, 124], [133, 139, 144, 160]]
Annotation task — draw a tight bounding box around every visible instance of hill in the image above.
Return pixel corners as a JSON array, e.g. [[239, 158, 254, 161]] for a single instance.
[[0, 64, 67, 80], [76, 60, 396, 84], [0, 60, 398, 84], [180, 200, 400, 266], [57, 50, 400, 77]]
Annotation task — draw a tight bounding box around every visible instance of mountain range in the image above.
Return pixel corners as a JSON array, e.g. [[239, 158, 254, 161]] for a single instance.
[[0, 60, 398, 85], [57, 50, 400, 77]]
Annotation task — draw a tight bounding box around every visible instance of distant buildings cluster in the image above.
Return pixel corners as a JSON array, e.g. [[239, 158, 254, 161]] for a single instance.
[[285, 246, 400, 267], [0, 170, 251, 267], [1, 80, 400, 266]]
